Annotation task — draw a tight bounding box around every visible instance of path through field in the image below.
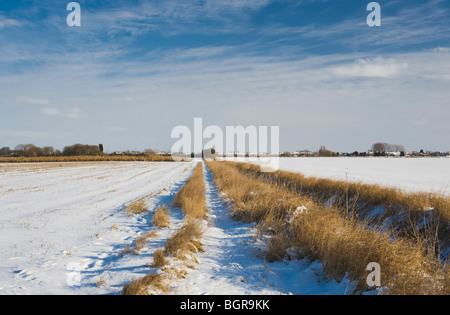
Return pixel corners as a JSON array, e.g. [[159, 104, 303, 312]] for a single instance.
[[172, 163, 351, 295], [0, 161, 352, 295]]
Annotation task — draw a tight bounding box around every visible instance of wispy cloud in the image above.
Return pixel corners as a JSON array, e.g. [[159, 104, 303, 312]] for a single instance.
[[414, 118, 428, 126], [0, 129, 48, 139], [259, 0, 450, 51], [41, 107, 82, 119], [107, 127, 127, 132], [332, 57, 408, 78], [0, 13, 21, 29], [16, 96, 50, 105]]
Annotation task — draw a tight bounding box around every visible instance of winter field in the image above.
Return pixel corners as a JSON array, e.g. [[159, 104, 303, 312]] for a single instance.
[[256, 157, 450, 196], [0, 161, 351, 295], [1, 158, 448, 295], [0, 162, 195, 294]]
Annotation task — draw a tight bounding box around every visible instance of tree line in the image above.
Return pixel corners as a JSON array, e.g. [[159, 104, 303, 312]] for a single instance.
[[0, 144, 105, 157]]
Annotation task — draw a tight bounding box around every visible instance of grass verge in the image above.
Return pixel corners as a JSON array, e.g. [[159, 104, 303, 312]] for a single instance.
[[231, 162, 450, 261], [122, 162, 208, 295], [174, 163, 208, 219], [206, 161, 449, 295]]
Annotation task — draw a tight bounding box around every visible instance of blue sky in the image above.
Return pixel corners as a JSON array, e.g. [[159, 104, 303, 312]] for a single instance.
[[0, 0, 449, 152]]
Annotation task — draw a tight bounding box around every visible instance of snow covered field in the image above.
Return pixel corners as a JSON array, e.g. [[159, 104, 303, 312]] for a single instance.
[[0, 162, 194, 294], [262, 157, 450, 196], [0, 161, 351, 295]]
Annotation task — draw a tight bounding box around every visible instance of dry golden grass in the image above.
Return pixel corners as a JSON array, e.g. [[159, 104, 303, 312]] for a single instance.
[[152, 205, 171, 228], [235, 162, 450, 223], [121, 231, 157, 256], [122, 162, 208, 295], [165, 162, 207, 257], [231, 161, 450, 262], [0, 155, 173, 163], [151, 248, 167, 268], [122, 273, 168, 295], [291, 207, 449, 294], [126, 199, 148, 216], [164, 220, 204, 258], [174, 163, 208, 219], [135, 231, 158, 251], [206, 161, 449, 295]]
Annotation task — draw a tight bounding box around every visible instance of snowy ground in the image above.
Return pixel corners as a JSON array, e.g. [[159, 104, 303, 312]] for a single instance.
[[0, 161, 194, 295], [249, 157, 450, 196], [0, 161, 353, 295]]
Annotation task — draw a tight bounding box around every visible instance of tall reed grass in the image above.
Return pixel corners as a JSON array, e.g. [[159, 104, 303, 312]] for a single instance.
[[206, 161, 449, 295], [231, 162, 450, 262]]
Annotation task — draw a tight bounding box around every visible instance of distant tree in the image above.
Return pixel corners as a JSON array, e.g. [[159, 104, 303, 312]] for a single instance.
[[0, 147, 11, 156], [372, 142, 387, 153], [144, 148, 156, 156], [385, 143, 405, 152], [42, 146, 55, 156], [63, 144, 102, 156], [14, 144, 26, 152], [15, 144, 42, 157], [372, 142, 405, 154], [99, 144, 104, 153], [318, 145, 334, 157]]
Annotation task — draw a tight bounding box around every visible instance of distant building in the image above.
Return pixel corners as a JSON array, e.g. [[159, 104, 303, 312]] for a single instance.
[[293, 150, 314, 157]]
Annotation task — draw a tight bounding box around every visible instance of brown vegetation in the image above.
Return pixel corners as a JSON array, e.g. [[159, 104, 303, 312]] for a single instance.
[[0, 155, 173, 163], [230, 162, 450, 261], [126, 199, 148, 216], [206, 161, 449, 295], [152, 205, 171, 228], [164, 220, 204, 258], [173, 163, 208, 219], [122, 162, 208, 295], [151, 248, 167, 268], [122, 273, 168, 295]]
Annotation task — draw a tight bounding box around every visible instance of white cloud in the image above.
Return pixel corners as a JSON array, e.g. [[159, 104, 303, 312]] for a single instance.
[[41, 107, 60, 115], [16, 96, 50, 105], [0, 129, 48, 139], [414, 118, 428, 126], [41, 107, 81, 119], [107, 127, 127, 132], [65, 108, 82, 119], [332, 58, 408, 78], [0, 15, 20, 29]]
